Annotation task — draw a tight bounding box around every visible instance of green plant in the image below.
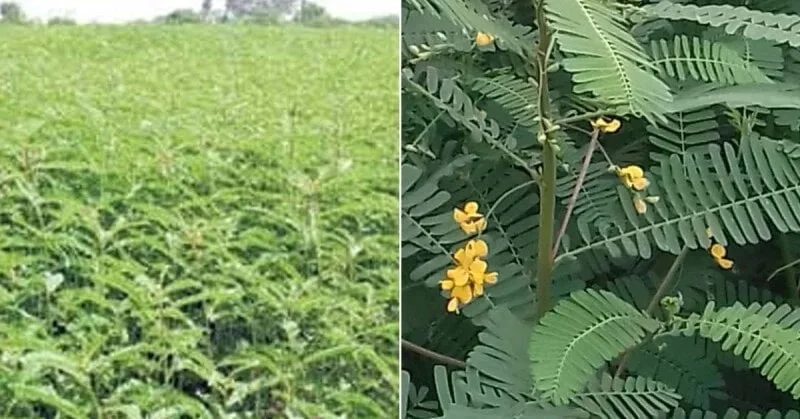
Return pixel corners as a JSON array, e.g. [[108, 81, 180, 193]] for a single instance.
[[0, 24, 397, 417], [402, 0, 800, 416]]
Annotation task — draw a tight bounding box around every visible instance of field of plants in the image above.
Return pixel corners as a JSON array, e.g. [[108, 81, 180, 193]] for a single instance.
[[403, 0, 800, 418], [0, 24, 398, 417]]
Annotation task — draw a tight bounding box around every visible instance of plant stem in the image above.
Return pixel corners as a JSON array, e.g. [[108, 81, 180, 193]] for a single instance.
[[401, 339, 466, 368], [551, 129, 600, 261], [534, 0, 556, 319], [614, 246, 689, 378], [554, 110, 608, 126], [644, 246, 689, 314]]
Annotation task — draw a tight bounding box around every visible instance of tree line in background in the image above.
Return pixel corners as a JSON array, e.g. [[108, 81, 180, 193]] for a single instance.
[[0, 0, 398, 27]]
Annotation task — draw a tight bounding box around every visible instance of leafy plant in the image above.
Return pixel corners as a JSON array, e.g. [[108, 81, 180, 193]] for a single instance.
[[0, 24, 398, 417], [402, 0, 800, 417]]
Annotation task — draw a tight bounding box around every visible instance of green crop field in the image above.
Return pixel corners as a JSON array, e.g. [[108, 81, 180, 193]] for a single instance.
[[0, 25, 398, 418]]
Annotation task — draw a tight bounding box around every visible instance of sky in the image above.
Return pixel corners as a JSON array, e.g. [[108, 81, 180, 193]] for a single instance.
[[15, 0, 398, 23]]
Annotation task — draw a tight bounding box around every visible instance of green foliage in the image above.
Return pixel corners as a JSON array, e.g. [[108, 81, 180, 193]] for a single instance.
[[546, 0, 673, 123], [530, 289, 661, 404], [648, 35, 771, 85], [402, 0, 800, 417], [0, 25, 398, 417], [668, 301, 800, 399]]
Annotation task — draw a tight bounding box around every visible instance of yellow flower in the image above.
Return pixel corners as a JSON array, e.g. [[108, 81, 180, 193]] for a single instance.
[[617, 165, 650, 191], [468, 259, 497, 296], [633, 196, 647, 215], [590, 117, 621, 133], [475, 32, 494, 46], [710, 243, 734, 270], [447, 284, 474, 313], [454, 201, 486, 234], [441, 239, 488, 289]]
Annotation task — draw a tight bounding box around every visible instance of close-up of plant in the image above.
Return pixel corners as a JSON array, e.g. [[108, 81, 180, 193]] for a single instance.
[[401, 0, 800, 417]]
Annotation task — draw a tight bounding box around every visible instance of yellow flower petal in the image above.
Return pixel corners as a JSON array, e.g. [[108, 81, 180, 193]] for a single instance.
[[466, 239, 488, 259], [447, 297, 459, 313], [710, 243, 726, 259], [469, 259, 488, 284], [590, 118, 608, 129], [605, 119, 621, 133], [440, 279, 454, 290], [453, 248, 470, 267], [619, 165, 644, 179], [631, 177, 650, 191], [620, 175, 635, 189], [591, 118, 621, 133], [461, 221, 477, 234], [447, 267, 469, 287], [475, 32, 494, 46], [633, 197, 647, 214], [473, 282, 484, 297], [716, 257, 734, 270], [451, 285, 473, 304], [484, 272, 498, 285], [459, 218, 486, 234], [464, 201, 480, 216], [453, 207, 469, 224]]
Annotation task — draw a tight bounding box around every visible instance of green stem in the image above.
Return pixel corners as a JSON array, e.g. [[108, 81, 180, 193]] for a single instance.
[[534, 0, 556, 319]]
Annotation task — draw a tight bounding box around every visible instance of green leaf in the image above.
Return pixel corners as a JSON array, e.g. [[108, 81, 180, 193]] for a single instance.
[[545, 0, 673, 123], [530, 289, 661, 404]]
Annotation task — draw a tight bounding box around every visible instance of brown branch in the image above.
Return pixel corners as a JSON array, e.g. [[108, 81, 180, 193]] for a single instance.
[[614, 246, 690, 378], [402, 339, 466, 369], [551, 128, 600, 262]]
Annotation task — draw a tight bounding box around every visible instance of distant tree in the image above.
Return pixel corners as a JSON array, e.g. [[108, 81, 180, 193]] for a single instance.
[[161, 9, 204, 23], [201, 0, 213, 14], [225, 0, 296, 19], [47, 16, 76, 25], [361, 15, 399, 28], [296, 1, 326, 23], [0, 2, 24, 23]]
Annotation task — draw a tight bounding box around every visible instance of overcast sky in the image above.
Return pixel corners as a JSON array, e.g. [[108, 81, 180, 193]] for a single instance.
[[15, 0, 397, 23]]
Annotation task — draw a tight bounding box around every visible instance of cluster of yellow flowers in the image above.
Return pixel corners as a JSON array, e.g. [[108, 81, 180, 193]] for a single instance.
[[615, 165, 659, 215], [440, 202, 497, 313], [706, 228, 734, 270], [440, 238, 498, 313]]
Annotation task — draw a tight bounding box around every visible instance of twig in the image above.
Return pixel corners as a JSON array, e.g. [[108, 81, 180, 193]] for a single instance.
[[551, 128, 600, 261], [554, 110, 608, 126], [402, 339, 466, 369], [766, 257, 800, 283], [775, 234, 799, 304], [614, 246, 690, 379]]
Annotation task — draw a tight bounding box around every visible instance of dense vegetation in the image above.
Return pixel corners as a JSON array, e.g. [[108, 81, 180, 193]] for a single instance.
[[0, 25, 398, 418], [402, 0, 800, 417]]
